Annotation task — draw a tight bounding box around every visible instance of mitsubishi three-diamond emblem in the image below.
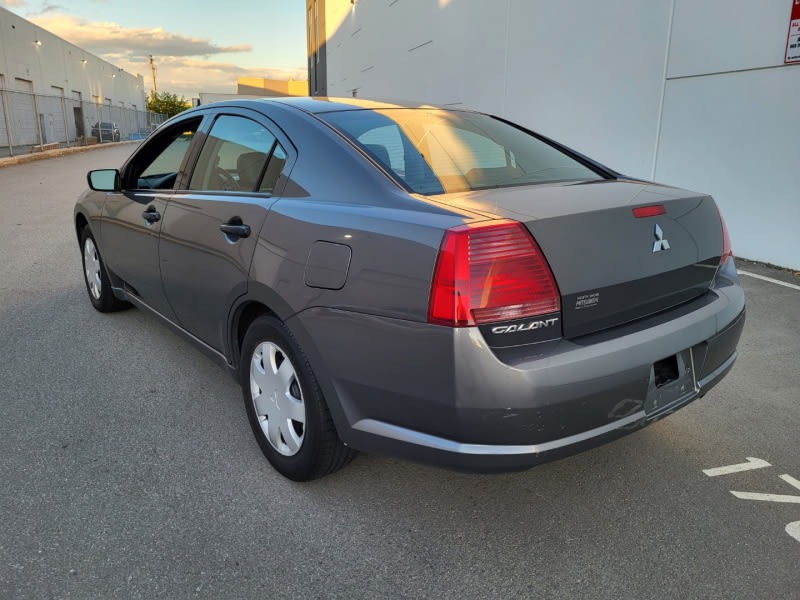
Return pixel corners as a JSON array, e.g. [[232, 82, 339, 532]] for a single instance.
[[652, 224, 670, 252]]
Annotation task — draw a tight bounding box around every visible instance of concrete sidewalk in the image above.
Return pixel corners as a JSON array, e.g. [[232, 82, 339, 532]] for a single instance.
[[0, 140, 140, 169]]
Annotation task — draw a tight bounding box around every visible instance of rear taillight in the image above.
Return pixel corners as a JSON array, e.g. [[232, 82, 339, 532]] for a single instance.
[[427, 219, 560, 327], [717, 203, 733, 264]]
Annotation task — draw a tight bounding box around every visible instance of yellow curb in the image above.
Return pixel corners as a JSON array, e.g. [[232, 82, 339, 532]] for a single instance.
[[0, 140, 141, 168]]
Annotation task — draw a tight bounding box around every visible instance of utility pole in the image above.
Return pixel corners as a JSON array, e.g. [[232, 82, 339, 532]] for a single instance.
[[148, 55, 157, 94]]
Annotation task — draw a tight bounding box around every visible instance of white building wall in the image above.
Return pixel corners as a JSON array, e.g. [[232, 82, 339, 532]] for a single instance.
[[654, 0, 799, 268], [502, 0, 673, 179], [321, 0, 800, 269], [666, 0, 793, 77], [0, 6, 147, 117], [324, 0, 672, 178]]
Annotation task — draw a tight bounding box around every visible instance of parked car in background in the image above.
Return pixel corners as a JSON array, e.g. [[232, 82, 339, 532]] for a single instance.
[[74, 97, 745, 481], [90, 122, 120, 142]]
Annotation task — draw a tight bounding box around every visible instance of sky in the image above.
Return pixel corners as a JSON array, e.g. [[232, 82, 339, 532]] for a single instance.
[[2, 0, 308, 98]]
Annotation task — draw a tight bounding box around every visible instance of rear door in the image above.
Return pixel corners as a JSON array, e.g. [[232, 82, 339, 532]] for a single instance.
[[159, 109, 292, 351], [101, 115, 204, 321]]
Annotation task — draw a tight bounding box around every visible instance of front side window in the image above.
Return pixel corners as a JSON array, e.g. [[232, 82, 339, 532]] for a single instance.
[[321, 109, 604, 194], [189, 115, 276, 192], [128, 118, 201, 190]]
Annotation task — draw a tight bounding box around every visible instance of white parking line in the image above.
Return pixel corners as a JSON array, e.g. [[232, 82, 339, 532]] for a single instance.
[[730, 475, 800, 504], [702, 457, 771, 477], [704, 459, 800, 543], [729, 491, 800, 504], [780, 474, 800, 492], [787, 522, 800, 543], [737, 270, 800, 291]]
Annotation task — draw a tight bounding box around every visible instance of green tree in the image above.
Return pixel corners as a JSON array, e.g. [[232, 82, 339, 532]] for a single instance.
[[147, 91, 191, 118]]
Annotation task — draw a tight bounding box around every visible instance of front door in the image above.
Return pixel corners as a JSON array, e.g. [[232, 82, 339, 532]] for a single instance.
[[100, 116, 203, 321]]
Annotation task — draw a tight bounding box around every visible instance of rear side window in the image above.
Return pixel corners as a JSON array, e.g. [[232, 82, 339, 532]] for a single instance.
[[189, 115, 276, 192], [321, 109, 603, 194], [259, 143, 286, 193]]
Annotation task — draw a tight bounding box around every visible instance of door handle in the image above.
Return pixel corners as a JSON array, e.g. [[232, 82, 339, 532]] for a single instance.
[[219, 223, 251, 238], [142, 206, 161, 223]]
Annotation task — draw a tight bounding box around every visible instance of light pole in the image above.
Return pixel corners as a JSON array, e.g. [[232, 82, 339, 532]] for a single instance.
[[148, 55, 157, 94]]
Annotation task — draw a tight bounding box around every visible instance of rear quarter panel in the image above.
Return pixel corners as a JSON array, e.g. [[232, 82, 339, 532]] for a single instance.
[[248, 102, 487, 322], [252, 199, 467, 322]]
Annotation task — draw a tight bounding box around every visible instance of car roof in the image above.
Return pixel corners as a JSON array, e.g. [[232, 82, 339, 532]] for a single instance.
[[201, 96, 461, 115]]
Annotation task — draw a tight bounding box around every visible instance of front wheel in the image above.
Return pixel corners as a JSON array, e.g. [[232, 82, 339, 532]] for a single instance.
[[80, 227, 129, 312], [240, 315, 355, 481]]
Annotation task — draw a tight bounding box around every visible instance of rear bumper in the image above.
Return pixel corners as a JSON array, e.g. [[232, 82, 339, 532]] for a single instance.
[[288, 268, 745, 471], [350, 309, 743, 471]]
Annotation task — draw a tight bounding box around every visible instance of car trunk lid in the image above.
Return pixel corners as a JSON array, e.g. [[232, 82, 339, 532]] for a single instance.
[[428, 180, 723, 338]]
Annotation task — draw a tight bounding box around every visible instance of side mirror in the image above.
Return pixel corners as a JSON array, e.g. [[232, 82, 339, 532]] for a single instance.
[[87, 169, 121, 192]]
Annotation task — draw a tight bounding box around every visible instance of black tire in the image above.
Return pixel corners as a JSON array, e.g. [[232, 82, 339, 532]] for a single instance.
[[79, 227, 130, 312], [240, 315, 356, 481]]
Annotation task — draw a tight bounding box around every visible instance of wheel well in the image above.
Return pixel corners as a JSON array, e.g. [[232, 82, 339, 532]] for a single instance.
[[233, 301, 275, 364], [75, 213, 89, 240]]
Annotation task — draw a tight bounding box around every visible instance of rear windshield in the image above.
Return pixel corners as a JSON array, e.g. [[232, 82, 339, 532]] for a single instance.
[[320, 108, 604, 194]]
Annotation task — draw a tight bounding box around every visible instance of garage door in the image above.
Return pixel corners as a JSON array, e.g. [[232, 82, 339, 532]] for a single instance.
[[43, 86, 67, 145], [11, 78, 38, 145]]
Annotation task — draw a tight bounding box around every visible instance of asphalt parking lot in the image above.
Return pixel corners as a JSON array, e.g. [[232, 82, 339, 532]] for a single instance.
[[1, 146, 798, 599]]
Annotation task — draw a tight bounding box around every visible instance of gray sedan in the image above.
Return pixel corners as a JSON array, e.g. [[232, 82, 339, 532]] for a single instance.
[[74, 97, 745, 480]]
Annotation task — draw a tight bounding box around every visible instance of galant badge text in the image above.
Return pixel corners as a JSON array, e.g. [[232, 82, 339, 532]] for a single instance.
[[492, 318, 559, 334]]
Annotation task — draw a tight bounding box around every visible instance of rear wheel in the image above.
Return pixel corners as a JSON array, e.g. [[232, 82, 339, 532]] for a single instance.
[[80, 227, 129, 312], [240, 315, 355, 480]]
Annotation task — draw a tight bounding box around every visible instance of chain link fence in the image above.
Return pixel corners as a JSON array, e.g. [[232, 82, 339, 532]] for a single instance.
[[0, 89, 168, 158]]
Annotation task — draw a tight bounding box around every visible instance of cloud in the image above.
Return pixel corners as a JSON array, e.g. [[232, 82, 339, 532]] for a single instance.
[[26, 12, 306, 98], [104, 54, 307, 98], [29, 14, 252, 57], [2, 0, 26, 7]]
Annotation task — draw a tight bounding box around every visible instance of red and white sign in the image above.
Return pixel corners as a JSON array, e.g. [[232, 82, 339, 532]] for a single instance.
[[786, 0, 800, 63]]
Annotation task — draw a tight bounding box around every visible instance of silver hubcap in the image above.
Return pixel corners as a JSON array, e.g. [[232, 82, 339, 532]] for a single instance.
[[83, 238, 102, 300], [250, 341, 306, 456]]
